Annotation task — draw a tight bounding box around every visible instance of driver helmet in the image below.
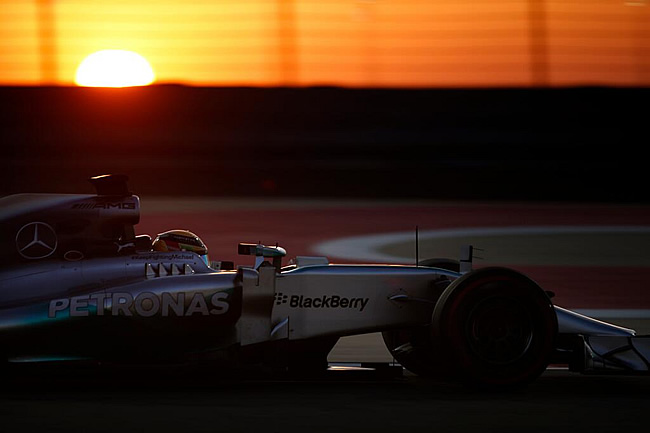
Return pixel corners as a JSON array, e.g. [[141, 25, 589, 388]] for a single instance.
[[152, 229, 209, 265]]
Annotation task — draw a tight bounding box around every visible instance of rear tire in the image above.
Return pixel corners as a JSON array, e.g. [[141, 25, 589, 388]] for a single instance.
[[285, 336, 339, 376]]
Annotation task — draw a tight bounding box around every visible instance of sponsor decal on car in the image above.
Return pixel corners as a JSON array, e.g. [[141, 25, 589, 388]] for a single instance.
[[274, 293, 369, 312], [129, 253, 197, 261], [15, 222, 57, 260], [71, 202, 136, 210], [48, 291, 230, 318]]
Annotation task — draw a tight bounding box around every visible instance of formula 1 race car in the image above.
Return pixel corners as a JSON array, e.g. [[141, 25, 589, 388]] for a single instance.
[[1, 175, 648, 387]]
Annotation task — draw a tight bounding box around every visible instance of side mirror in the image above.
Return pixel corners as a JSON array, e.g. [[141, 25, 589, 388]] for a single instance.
[[238, 243, 286, 271]]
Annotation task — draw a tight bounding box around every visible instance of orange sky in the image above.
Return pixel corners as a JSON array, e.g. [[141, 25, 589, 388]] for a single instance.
[[0, 0, 648, 87]]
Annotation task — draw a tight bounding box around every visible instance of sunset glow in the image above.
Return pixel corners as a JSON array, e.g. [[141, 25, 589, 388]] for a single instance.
[[0, 1, 648, 87], [74, 50, 155, 87]]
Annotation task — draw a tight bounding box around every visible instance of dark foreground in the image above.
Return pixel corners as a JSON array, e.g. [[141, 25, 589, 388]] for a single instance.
[[2, 367, 648, 433]]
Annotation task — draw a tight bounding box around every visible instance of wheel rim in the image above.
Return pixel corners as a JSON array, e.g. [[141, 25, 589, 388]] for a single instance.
[[464, 295, 534, 365]]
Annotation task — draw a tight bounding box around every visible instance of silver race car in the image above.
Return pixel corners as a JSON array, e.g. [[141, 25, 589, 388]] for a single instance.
[[1, 175, 648, 386]]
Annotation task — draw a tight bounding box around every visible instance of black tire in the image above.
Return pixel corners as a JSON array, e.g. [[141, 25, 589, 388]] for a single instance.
[[381, 259, 459, 377], [285, 336, 339, 376], [432, 267, 557, 387]]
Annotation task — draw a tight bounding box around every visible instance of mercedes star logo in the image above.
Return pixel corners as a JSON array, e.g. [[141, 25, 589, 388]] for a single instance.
[[16, 222, 58, 259]]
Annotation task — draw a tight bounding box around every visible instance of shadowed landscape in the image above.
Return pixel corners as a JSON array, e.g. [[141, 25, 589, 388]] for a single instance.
[[2, 86, 648, 202]]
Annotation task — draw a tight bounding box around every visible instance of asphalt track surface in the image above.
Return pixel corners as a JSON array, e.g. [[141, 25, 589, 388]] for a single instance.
[[2, 369, 650, 433], [3, 199, 649, 432]]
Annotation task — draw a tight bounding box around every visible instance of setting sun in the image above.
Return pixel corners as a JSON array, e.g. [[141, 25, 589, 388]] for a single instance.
[[74, 50, 155, 87]]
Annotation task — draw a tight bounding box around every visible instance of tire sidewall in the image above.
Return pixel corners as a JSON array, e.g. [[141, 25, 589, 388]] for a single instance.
[[432, 267, 557, 387]]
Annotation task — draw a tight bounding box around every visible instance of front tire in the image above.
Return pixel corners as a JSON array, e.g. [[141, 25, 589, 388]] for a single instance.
[[432, 267, 557, 387]]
